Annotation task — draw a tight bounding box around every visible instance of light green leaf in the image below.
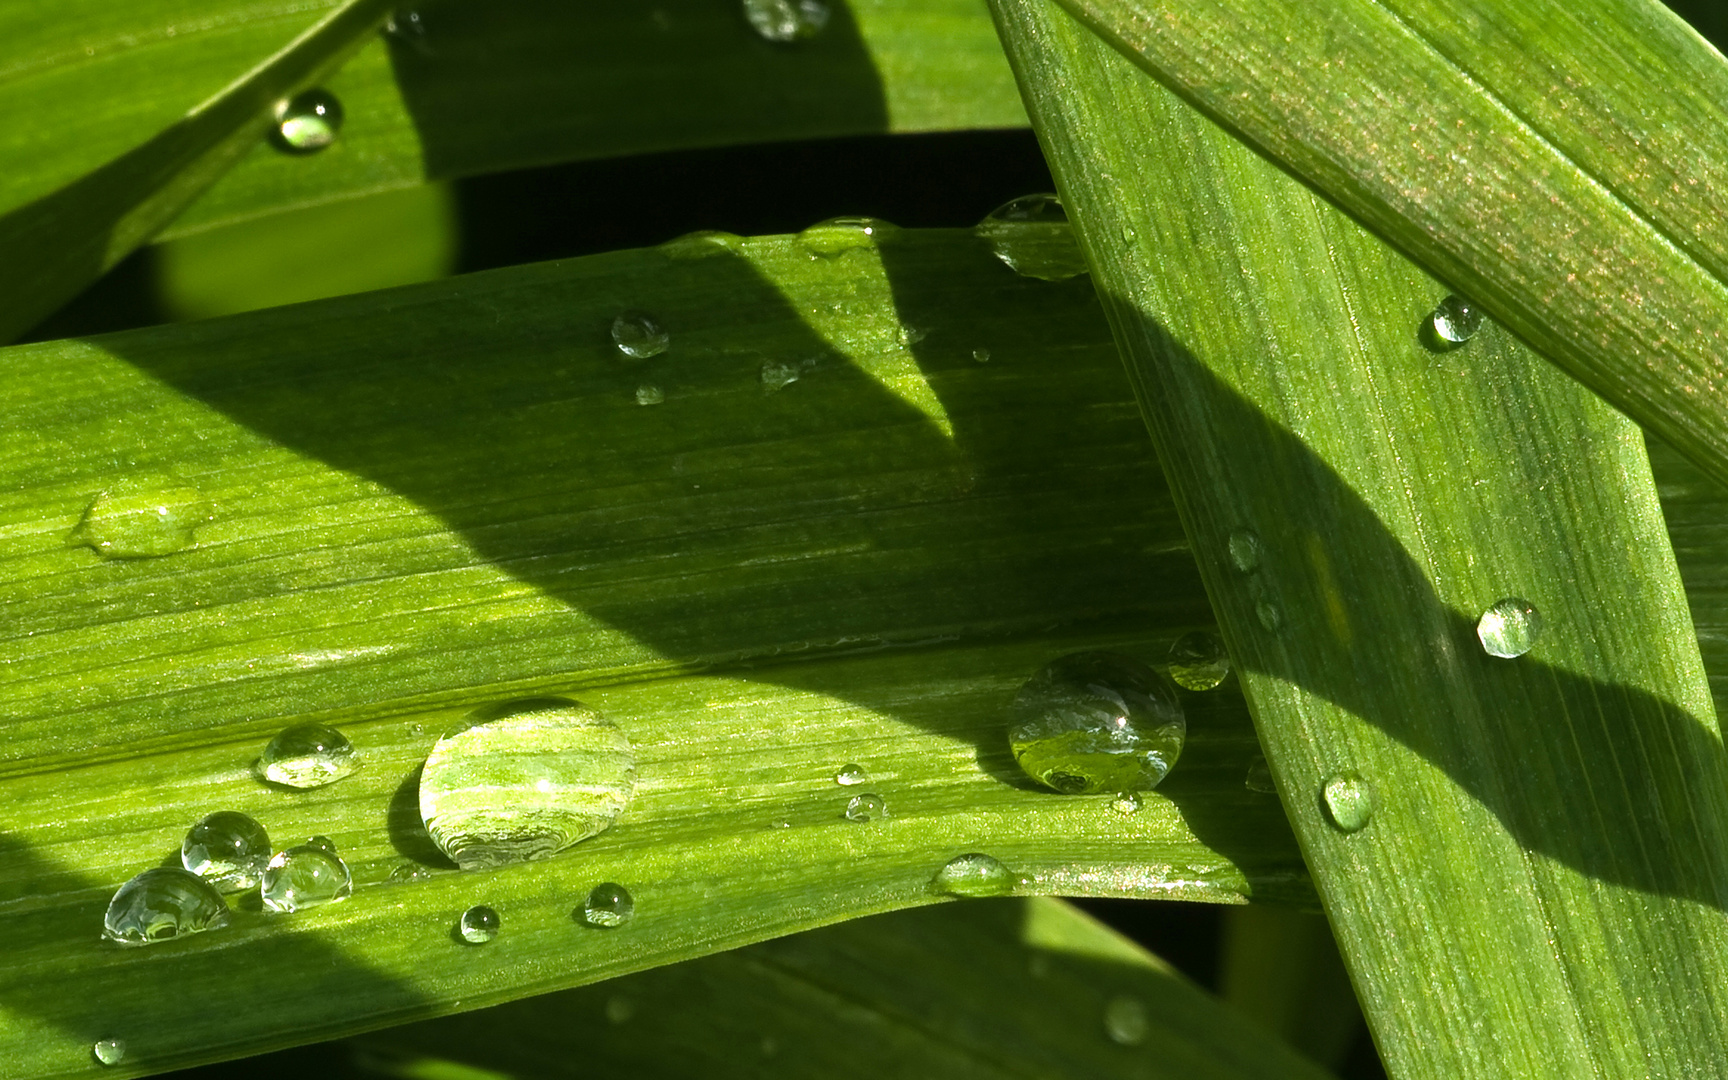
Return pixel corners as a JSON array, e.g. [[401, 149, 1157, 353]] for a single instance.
[[988, 2, 1728, 1078], [354, 897, 1337, 1080], [0, 230, 1307, 1077], [1041, 0, 1728, 489]]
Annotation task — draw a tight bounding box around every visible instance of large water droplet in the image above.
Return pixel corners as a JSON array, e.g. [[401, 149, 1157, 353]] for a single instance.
[[70, 481, 209, 558], [257, 721, 358, 789], [612, 310, 669, 359], [659, 229, 745, 259], [1430, 294, 1483, 344], [1244, 755, 1276, 794], [1103, 995, 1149, 1046], [102, 868, 230, 945], [1477, 597, 1542, 658], [1227, 529, 1262, 573], [181, 811, 271, 892], [92, 1038, 126, 1066], [797, 216, 899, 258], [273, 89, 344, 153], [1322, 773, 1376, 833], [635, 384, 665, 406], [578, 882, 635, 928], [930, 852, 1017, 897], [835, 763, 868, 786], [1166, 631, 1230, 691], [1006, 652, 1186, 795], [974, 194, 1088, 281], [742, 0, 830, 42], [843, 793, 885, 822], [260, 840, 353, 912], [458, 905, 500, 944], [419, 697, 637, 871]]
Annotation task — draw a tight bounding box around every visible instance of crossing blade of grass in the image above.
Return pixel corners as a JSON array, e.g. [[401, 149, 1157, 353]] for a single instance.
[[352, 898, 1337, 1080], [1039, 0, 1728, 490], [989, 3, 1728, 1078], [0, 230, 1309, 1078], [0, 0, 397, 343]]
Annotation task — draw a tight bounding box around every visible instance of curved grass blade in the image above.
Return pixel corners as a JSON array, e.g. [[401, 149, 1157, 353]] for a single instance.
[[353, 898, 1337, 1080], [988, 2, 1728, 1077], [1042, 0, 1728, 490], [0, 230, 1307, 1077]]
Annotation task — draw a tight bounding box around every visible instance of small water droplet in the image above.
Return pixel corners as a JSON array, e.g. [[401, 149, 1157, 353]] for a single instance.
[[930, 852, 1017, 897], [1430, 294, 1483, 344], [898, 323, 928, 346], [659, 230, 745, 259], [612, 310, 669, 359], [797, 216, 899, 258], [1166, 630, 1230, 691], [843, 793, 885, 822], [458, 905, 500, 944], [972, 347, 991, 363], [1322, 772, 1376, 833], [103, 868, 230, 945], [383, 8, 433, 54], [260, 840, 353, 912], [1255, 598, 1283, 632], [1109, 791, 1143, 815], [1007, 651, 1186, 795], [760, 358, 807, 391], [835, 763, 868, 786], [70, 481, 210, 558], [578, 882, 635, 928], [1119, 223, 1137, 243], [742, 0, 830, 42], [1103, 995, 1149, 1046], [273, 89, 344, 153], [636, 384, 665, 406], [1477, 597, 1542, 658], [1244, 755, 1276, 794], [419, 697, 637, 871], [388, 863, 436, 884], [181, 811, 271, 893], [975, 194, 1088, 280], [92, 1038, 126, 1066], [605, 995, 636, 1025], [770, 819, 792, 829], [257, 721, 358, 789], [1227, 529, 1261, 573]]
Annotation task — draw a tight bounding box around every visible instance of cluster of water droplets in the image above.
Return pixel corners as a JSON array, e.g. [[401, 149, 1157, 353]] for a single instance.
[[1226, 528, 1284, 632], [1006, 651, 1186, 795]]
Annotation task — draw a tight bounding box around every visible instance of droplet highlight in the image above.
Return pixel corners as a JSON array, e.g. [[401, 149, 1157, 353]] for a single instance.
[[843, 793, 885, 822], [260, 840, 353, 912], [742, 0, 830, 42], [635, 384, 665, 406], [611, 310, 669, 359], [1477, 597, 1542, 659], [835, 763, 868, 786], [1322, 773, 1376, 833], [1007, 651, 1186, 795], [181, 811, 271, 892], [70, 481, 209, 558], [1103, 995, 1149, 1046], [273, 89, 344, 153], [578, 882, 635, 928], [1430, 294, 1483, 344], [458, 905, 500, 944], [419, 697, 637, 871], [92, 1038, 126, 1066], [257, 721, 358, 789], [103, 868, 230, 945], [930, 853, 1017, 897], [975, 194, 1088, 281], [1166, 630, 1230, 691]]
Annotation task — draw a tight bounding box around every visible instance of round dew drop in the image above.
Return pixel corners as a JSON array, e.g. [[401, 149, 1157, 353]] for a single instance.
[[1109, 791, 1143, 816], [635, 384, 665, 406], [257, 721, 358, 789], [273, 89, 344, 153], [181, 810, 272, 892], [1166, 630, 1230, 691], [930, 853, 1017, 897], [974, 194, 1088, 281], [1103, 995, 1150, 1046], [1477, 597, 1542, 658], [92, 1038, 126, 1067], [103, 867, 230, 946], [843, 793, 885, 822], [1430, 294, 1484, 344], [419, 697, 637, 871], [743, 0, 831, 43], [611, 310, 669, 359], [260, 840, 353, 912], [835, 763, 868, 786], [1006, 651, 1186, 795], [1322, 773, 1376, 833], [1244, 755, 1277, 794], [458, 905, 500, 944], [1226, 529, 1262, 573], [578, 882, 635, 928]]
